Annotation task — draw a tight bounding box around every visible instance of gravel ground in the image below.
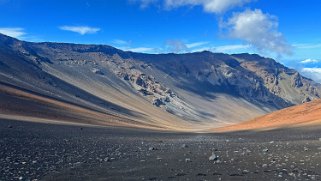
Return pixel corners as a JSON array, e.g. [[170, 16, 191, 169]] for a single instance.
[[1, 119, 321, 181]]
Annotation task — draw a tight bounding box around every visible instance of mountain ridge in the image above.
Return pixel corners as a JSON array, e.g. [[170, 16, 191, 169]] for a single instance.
[[0, 33, 320, 130]]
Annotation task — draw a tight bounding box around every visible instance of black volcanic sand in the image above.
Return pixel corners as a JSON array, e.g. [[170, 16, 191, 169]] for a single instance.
[[1, 119, 321, 181]]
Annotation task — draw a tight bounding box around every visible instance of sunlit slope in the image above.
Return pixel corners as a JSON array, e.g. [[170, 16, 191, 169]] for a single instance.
[[0, 82, 204, 131], [216, 99, 321, 132]]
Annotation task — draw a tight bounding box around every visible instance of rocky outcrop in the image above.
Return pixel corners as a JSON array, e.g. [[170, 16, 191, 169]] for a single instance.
[[291, 72, 303, 88], [302, 96, 311, 103]]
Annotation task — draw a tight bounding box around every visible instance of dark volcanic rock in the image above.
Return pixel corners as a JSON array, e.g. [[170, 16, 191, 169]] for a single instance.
[[1, 119, 321, 181]]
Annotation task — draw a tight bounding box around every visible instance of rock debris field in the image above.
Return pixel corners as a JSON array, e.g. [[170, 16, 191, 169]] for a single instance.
[[1, 119, 321, 181]]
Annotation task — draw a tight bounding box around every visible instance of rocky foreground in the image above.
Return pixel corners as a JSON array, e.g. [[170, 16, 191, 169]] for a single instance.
[[1, 119, 321, 181]]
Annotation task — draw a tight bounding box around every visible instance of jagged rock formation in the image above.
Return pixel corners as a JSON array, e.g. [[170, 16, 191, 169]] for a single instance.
[[0, 33, 320, 130]]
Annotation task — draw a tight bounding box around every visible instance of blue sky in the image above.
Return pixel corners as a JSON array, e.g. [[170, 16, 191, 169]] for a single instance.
[[0, 0, 321, 82]]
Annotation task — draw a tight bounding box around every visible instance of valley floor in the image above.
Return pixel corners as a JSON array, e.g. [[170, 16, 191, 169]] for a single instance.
[[1, 119, 321, 181]]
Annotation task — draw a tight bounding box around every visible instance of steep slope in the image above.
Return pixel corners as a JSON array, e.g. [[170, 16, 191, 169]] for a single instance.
[[232, 54, 320, 104], [0, 34, 197, 131], [0, 33, 321, 130], [0, 82, 141, 128], [216, 99, 321, 132]]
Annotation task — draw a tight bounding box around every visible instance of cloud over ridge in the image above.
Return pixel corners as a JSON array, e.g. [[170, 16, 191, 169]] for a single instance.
[[59, 26, 100, 35], [0, 27, 25, 38], [222, 9, 292, 55], [301, 59, 320, 64]]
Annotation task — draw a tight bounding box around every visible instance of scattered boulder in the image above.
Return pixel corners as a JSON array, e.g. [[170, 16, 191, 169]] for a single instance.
[[141, 63, 151, 69], [136, 76, 147, 88], [139, 89, 154, 96], [209, 152, 219, 161], [165, 89, 176, 98], [262, 148, 269, 153], [92, 68, 104, 75], [242, 170, 249, 174], [153, 98, 165, 107], [175, 173, 186, 177], [229, 173, 244, 177], [104, 157, 111, 162], [185, 158, 191, 162], [196, 173, 207, 176], [302, 96, 311, 103], [164, 96, 171, 102], [181, 144, 188, 148], [149, 146, 157, 151]]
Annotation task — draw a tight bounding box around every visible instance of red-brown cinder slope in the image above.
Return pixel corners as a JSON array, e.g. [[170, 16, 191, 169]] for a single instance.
[[216, 99, 321, 132]]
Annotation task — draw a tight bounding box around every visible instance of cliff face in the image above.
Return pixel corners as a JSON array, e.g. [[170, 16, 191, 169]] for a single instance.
[[1, 33, 320, 129], [232, 54, 320, 104]]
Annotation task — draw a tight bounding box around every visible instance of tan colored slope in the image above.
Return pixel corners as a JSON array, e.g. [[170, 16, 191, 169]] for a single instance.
[[0, 83, 145, 127], [39, 63, 214, 131], [0, 83, 201, 131], [216, 99, 321, 132]]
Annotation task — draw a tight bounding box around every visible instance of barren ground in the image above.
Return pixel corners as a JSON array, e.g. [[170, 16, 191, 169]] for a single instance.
[[1, 119, 321, 181]]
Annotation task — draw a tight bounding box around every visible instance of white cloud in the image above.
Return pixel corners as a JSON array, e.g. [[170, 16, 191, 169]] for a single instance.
[[164, 40, 250, 53], [186, 41, 208, 48], [190, 44, 250, 53], [166, 40, 188, 53], [302, 68, 321, 74], [164, 0, 251, 13], [301, 68, 321, 83], [136, 0, 252, 13], [134, 1, 290, 56], [0, 27, 25, 38], [136, 0, 158, 8], [59, 26, 100, 35], [222, 9, 292, 55], [127, 47, 155, 53], [213, 44, 250, 52], [113, 39, 130, 45], [165, 40, 209, 53], [294, 43, 321, 49], [300, 59, 320, 64]]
